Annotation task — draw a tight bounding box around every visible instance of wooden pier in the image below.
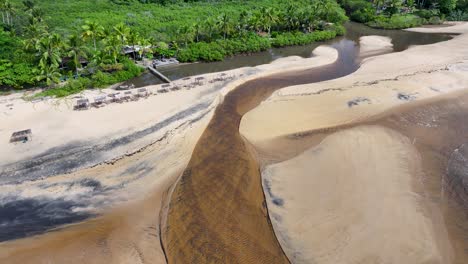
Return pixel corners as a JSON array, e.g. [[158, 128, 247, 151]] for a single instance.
[[148, 66, 171, 83]]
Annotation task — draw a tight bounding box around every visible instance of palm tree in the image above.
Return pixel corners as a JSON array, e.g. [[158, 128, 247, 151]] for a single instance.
[[193, 21, 202, 42], [1, 0, 14, 26], [35, 64, 61, 87], [67, 34, 88, 75], [248, 11, 263, 33], [217, 13, 232, 39], [102, 35, 121, 65], [81, 20, 104, 51], [114, 22, 130, 45], [238, 10, 252, 36], [35, 34, 63, 69], [176, 25, 194, 47], [0, 0, 6, 24], [260, 7, 279, 35], [22, 0, 34, 12], [22, 20, 47, 51], [203, 17, 216, 42], [127, 31, 140, 61]]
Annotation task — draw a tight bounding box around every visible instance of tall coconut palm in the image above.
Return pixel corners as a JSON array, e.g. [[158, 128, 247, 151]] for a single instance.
[[1, 0, 14, 26], [22, 20, 47, 51], [260, 7, 279, 35], [35, 64, 61, 87], [67, 34, 88, 75], [114, 22, 130, 45], [35, 33, 64, 69], [127, 31, 140, 61], [176, 25, 194, 47], [102, 35, 121, 65], [203, 17, 216, 42], [81, 20, 104, 51], [217, 13, 232, 39], [193, 21, 202, 42]]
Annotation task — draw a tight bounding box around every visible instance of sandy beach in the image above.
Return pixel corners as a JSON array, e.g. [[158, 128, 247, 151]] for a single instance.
[[0, 19, 467, 263], [0, 47, 337, 263], [240, 22, 468, 263]]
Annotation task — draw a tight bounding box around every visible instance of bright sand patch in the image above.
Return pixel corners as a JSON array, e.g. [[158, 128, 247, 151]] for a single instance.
[[264, 125, 447, 264], [359, 35, 393, 57]]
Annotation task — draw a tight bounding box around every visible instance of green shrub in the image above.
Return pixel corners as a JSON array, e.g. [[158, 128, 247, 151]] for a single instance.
[[367, 14, 424, 29], [427, 16, 444, 24], [177, 35, 271, 62], [447, 10, 468, 21], [414, 9, 441, 19], [340, 0, 376, 23], [0, 60, 36, 89], [272, 30, 337, 48]]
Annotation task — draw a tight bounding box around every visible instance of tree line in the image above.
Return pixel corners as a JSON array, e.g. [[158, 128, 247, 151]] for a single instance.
[[1, 0, 348, 91]]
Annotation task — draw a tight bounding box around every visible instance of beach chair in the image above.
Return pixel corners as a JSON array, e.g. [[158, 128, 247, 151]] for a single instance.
[[74, 98, 90, 110], [137, 88, 149, 98], [10, 129, 32, 143], [92, 95, 107, 108], [195, 77, 205, 85], [122, 91, 132, 102], [108, 93, 123, 103]]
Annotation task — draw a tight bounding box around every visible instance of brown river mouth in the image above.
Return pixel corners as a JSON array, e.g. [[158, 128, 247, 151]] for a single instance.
[[162, 54, 359, 262]]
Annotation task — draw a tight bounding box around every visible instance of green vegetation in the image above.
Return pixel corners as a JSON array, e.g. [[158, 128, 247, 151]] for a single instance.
[[339, 0, 467, 29], [0, 0, 348, 95]]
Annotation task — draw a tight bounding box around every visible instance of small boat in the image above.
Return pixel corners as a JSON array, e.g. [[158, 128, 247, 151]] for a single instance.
[[153, 58, 179, 68]]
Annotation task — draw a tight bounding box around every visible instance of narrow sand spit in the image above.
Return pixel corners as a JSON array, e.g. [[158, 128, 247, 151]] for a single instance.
[[405, 21, 468, 34], [0, 47, 337, 263], [240, 23, 468, 263]]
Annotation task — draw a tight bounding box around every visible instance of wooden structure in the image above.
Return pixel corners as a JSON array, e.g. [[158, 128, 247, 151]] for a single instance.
[[10, 129, 32, 143], [148, 66, 171, 83]]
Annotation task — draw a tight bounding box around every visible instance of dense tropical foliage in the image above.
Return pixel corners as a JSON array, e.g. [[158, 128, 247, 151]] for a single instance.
[[0, 0, 466, 95], [0, 0, 348, 94], [339, 0, 467, 29]]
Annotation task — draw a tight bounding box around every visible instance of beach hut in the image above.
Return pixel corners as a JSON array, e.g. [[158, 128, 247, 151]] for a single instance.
[[74, 98, 90, 110], [10, 129, 32, 143]]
